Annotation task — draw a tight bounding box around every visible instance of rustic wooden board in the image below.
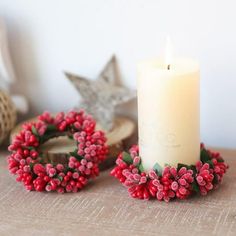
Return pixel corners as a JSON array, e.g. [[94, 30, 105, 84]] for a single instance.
[[10, 116, 136, 170], [0, 148, 235, 236]]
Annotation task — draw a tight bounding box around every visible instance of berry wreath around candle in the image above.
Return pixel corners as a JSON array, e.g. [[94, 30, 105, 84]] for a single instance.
[[111, 144, 228, 202]]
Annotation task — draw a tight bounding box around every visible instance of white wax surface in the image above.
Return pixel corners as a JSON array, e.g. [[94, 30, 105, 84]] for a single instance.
[[137, 58, 200, 170]]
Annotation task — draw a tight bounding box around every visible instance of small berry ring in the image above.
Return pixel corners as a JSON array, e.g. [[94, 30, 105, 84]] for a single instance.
[[111, 144, 228, 202], [8, 110, 108, 193]]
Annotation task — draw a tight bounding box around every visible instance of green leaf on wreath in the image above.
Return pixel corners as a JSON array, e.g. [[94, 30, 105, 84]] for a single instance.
[[46, 125, 57, 132], [206, 160, 214, 168], [29, 162, 34, 170], [69, 150, 83, 161], [153, 162, 163, 176], [217, 158, 224, 163], [69, 151, 76, 156], [191, 181, 200, 193], [213, 173, 219, 185], [177, 163, 190, 171], [200, 148, 210, 163], [138, 163, 145, 173], [122, 152, 133, 164], [190, 165, 197, 174], [57, 175, 63, 181], [31, 126, 39, 136]]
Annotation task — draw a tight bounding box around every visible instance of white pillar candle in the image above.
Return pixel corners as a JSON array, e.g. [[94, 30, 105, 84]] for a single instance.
[[137, 57, 200, 171]]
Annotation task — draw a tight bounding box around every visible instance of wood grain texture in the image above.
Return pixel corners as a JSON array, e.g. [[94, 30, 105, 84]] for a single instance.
[[0, 148, 235, 236]]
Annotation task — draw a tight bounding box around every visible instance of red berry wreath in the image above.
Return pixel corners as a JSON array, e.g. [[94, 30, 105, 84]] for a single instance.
[[111, 144, 228, 202], [8, 110, 108, 193]]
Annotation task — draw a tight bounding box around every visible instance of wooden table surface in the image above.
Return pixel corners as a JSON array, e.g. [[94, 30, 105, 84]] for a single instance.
[[0, 148, 236, 236]]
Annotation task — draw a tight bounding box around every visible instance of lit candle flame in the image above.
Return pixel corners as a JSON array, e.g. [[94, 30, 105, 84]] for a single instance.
[[165, 36, 172, 70]]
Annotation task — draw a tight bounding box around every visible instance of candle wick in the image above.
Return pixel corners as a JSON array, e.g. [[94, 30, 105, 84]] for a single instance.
[[167, 64, 170, 70]]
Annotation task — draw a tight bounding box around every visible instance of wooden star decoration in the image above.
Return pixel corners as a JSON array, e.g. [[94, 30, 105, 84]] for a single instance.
[[65, 55, 136, 131]]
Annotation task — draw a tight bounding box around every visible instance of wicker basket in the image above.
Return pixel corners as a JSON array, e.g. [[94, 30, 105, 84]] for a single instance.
[[0, 90, 16, 144]]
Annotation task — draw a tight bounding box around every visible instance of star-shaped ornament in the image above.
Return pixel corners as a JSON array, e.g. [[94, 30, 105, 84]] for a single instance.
[[65, 55, 136, 131]]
